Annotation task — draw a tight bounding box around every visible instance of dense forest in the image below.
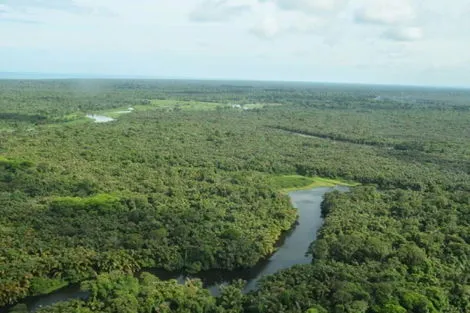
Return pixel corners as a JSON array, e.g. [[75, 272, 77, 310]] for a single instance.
[[0, 80, 469, 313]]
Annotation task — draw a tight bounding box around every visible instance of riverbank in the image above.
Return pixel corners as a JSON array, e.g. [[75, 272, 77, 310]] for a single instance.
[[2, 185, 350, 313], [270, 175, 359, 193]]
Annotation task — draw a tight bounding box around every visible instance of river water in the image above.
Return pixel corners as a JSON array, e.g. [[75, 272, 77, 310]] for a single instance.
[[5, 186, 348, 313], [85, 108, 134, 123], [85, 114, 115, 123]]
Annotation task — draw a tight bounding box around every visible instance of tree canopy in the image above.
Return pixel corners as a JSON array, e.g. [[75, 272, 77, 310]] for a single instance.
[[0, 80, 469, 313]]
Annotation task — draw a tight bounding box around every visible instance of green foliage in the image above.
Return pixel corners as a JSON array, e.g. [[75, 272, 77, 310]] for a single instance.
[[29, 277, 68, 296], [0, 157, 33, 170], [0, 80, 469, 313], [77, 272, 220, 313], [50, 194, 120, 212], [218, 280, 246, 313], [269, 175, 358, 193], [401, 292, 437, 313], [305, 305, 328, 313], [372, 303, 407, 313], [251, 184, 468, 313], [270, 175, 316, 190]]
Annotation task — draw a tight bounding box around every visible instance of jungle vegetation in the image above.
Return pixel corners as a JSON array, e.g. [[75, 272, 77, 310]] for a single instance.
[[0, 80, 469, 313]]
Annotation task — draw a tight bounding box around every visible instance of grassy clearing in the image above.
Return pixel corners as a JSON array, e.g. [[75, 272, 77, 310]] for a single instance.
[[45, 101, 285, 127], [270, 175, 359, 193], [91, 107, 135, 118], [146, 100, 284, 111], [148, 99, 229, 111], [48, 107, 134, 126], [243, 103, 283, 110], [50, 193, 120, 211], [43, 100, 284, 128]]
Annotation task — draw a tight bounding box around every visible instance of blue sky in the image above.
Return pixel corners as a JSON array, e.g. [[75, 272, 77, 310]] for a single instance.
[[1, 0, 469, 87]]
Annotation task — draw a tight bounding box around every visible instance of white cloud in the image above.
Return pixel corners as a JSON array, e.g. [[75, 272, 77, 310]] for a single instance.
[[1, 0, 470, 87], [287, 17, 324, 33], [1, 0, 91, 14], [249, 10, 325, 39], [355, 0, 415, 25], [189, 0, 251, 22], [0, 0, 115, 23], [260, 0, 348, 14], [382, 26, 423, 41], [250, 15, 280, 38], [250, 0, 342, 39]]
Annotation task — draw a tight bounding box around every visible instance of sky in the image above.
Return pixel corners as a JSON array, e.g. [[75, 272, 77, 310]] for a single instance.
[[1, 0, 469, 87]]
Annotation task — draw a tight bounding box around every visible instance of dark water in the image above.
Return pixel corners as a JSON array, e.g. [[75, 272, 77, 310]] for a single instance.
[[3, 186, 347, 313], [21, 286, 87, 313]]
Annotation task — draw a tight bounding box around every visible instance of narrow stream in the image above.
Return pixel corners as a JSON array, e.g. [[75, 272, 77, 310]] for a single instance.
[[5, 186, 348, 313]]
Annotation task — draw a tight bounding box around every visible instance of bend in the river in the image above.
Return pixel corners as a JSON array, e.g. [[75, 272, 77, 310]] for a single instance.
[[5, 186, 349, 313]]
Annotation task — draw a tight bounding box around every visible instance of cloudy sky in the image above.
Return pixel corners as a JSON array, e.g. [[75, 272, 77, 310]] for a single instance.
[[1, 0, 469, 87]]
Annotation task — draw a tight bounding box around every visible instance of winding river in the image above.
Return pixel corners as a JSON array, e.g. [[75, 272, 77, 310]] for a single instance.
[[5, 186, 348, 313]]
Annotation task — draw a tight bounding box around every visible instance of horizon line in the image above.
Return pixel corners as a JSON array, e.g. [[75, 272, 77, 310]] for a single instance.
[[0, 71, 468, 90]]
